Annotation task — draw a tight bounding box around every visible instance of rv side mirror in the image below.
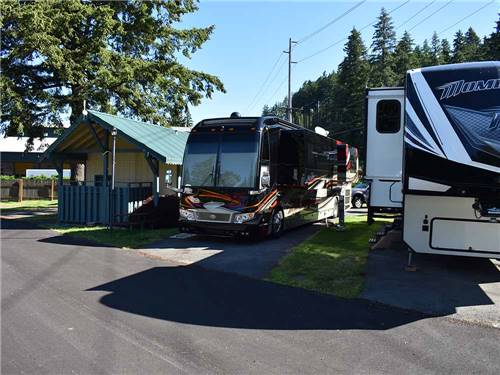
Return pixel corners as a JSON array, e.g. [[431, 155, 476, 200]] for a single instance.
[[261, 170, 270, 188]]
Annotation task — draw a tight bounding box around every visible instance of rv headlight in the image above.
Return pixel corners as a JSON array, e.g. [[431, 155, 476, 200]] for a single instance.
[[233, 212, 255, 224], [179, 208, 196, 221]]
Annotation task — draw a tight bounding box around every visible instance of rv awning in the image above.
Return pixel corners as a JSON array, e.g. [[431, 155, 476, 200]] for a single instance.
[[44, 110, 189, 164]]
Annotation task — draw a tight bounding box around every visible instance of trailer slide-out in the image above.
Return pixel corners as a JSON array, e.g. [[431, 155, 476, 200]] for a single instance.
[[365, 62, 500, 258]]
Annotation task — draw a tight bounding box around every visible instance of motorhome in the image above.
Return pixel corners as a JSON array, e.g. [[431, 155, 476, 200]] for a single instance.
[[365, 61, 500, 258], [178, 114, 358, 238]]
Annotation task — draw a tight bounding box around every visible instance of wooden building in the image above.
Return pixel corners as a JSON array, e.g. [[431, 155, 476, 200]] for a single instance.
[[44, 110, 189, 224]]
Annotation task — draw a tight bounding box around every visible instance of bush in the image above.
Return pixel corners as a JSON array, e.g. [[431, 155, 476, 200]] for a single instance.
[[0, 175, 63, 181]]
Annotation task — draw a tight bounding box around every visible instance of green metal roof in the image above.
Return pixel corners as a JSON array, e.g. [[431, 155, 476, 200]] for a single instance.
[[45, 110, 189, 165]]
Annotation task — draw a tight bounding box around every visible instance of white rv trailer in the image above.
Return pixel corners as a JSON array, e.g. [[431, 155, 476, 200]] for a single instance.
[[365, 61, 500, 258], [364, 87, 404, 223]]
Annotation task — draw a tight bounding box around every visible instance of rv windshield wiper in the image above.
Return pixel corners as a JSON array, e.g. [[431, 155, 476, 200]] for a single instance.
[[199, 164, 215, 186]]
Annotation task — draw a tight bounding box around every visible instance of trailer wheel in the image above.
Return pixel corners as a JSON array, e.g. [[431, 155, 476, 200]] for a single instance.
[[270, 209, 284, 238]]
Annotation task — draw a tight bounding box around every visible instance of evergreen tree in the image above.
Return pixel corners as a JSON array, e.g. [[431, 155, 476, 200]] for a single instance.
[[393, 31, 416, 84], [334, 28, 370, 149], [463, 27, 482, 60], [263, 98, 287, 119], [483, 13, 500, 60], [1, 0, 225, 138], [369, 8, 397, 86], [452, 30, 467, 63], [420, 39, 433, 67], [413, 45, 423, 67], [441, 39, 452, 64], [262, 105, 271, 116], [430, 32, 442, 65], [185, 107, 194, 127]]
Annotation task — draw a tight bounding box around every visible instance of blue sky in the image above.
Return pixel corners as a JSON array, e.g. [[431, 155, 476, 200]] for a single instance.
[[179, 0, 499, 124]]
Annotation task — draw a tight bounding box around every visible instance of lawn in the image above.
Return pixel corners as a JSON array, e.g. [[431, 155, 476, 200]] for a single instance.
[[0, 200, 57, 211], [55, 225, 178, 249], [24, 214, 178, 249], [267, 215, 391, 298]]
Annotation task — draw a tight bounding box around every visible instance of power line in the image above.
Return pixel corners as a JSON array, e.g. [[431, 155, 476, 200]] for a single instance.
[[297, 1, 367, 45], [263, 77, 287, 111], [437, 0, 496, 36], [246, 53, 284, 112], [407, 0, 454, 32], [248, 57, 287, 113], [297, 0, 411, 63], [396, 0, 436, 29]]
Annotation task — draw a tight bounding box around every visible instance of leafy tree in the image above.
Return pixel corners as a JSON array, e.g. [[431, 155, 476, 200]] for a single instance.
[[1, 0, 225, 141], [369, 8, 397, 87], [393, 31, 416, 84]]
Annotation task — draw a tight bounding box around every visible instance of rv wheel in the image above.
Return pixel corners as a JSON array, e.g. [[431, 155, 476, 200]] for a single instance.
[[270, 209, 284, 238]]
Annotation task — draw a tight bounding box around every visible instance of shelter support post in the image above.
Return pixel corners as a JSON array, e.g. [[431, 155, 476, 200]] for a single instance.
[[50, 156, 64, 222], [103, 130, 109, 188], [145, 154, 160, 207]]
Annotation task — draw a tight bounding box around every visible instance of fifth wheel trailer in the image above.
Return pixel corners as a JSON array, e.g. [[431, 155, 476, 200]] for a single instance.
[[365, 62, 500, 258]]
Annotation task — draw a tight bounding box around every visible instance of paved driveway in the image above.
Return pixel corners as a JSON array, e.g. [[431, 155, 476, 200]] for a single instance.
[[138, 224, 320, 278], [2, 218, 500, 374]]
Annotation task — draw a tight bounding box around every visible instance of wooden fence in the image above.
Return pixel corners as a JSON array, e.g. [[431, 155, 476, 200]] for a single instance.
[[58, 182, 152, 224], [0, 179, 57, 201]]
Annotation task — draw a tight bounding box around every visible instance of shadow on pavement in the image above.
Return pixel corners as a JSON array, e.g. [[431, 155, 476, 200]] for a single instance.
[[38, 234, 114, 248], [362, 246, 500, 317], [0, 218, 48, 230], [87, 265, 428, 331], [360, 229, 500, 325]]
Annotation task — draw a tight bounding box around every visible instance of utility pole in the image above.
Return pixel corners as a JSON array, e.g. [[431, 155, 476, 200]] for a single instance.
[[284, 37, 297, 122]]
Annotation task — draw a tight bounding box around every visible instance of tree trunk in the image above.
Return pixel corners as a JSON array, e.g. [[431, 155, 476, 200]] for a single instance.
[[70, 162, 85, 182]]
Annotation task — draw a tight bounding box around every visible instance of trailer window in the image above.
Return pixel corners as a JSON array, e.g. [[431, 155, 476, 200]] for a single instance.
[[376, 100, 401, 133]]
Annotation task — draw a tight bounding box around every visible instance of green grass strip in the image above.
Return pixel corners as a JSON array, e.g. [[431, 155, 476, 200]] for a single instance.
[[267, 215, 390, 298]]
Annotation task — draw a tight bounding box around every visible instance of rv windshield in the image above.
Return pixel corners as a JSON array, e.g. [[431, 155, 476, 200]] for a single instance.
[[182, 131, 259, 188]]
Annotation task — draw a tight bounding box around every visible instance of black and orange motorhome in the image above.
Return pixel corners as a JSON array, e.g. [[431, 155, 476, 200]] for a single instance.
[[179, 114, 358, 238]]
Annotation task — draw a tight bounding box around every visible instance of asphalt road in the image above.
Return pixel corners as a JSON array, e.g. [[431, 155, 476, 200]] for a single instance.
[[2, 219, 500, 375]]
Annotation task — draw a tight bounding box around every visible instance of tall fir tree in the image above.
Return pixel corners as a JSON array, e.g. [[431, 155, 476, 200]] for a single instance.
[[334, 28, 370, 150], [419, 39, 433, 67], [369, 8, 397, 87], [441, 39, 452, 64], [463, 27, 482, 60], [483, 13, 500, 60], [184, 107, 194, 127], [393, 31, 416, 84], [452, 30, 467, 63], [430, 32, 442, 65], [262, 105, 271, 116], [0, 0, 225, 140]]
